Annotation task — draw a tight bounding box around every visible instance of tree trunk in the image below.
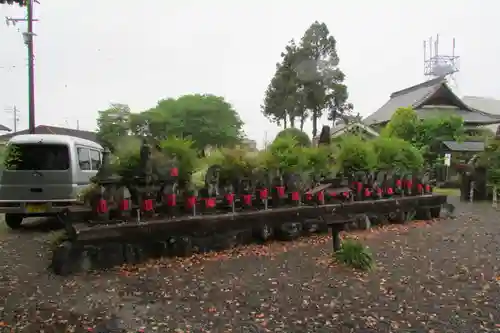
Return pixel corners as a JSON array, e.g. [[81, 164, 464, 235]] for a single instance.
[[312, 110, 319, 138], [331, 109, 338, 128], [300, 116, 306, 131], [289, 115, 296, 128], [283, 116, 288, 129]]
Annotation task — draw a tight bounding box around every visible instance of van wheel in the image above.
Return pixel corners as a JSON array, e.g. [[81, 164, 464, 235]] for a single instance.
[[4, 214, 23, 229]]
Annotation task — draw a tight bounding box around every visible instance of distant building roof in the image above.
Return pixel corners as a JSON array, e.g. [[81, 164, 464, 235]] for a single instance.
[[462, 96, 500, 133], [442, 140, 485, 152], [0, 124, 11, 132], [331, 122, 379, 138], [463, 96, 500, 115], [0, 125, 97, 142], [364, 77, 500, 126]]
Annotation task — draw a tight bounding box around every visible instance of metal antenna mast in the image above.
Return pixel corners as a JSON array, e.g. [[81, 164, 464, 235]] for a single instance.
[[423, 34, 460, 81], [5, 0, 39, 134]]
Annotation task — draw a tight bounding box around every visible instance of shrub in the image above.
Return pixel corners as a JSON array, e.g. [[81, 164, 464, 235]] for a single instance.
[[336, 134, 377, 173], [399, 142, 424, 171], [265, 134, 308, 173], [160, 136, 199, 184], [302, 145, 336, 176], [335, 238, 375, 271], [192, 146, 262, 190], [109, 136, 143, 180], [372, 137, 424, 172], [274, 128, 311, 147]]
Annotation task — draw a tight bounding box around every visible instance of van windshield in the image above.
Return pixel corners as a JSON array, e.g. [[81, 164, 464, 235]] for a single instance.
[[4, 143, 70, 171]]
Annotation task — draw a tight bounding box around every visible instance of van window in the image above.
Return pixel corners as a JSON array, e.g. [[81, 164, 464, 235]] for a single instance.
[[90, 149, 101, 170], [5, 143, 70, 170], [77, 147, 91, 170]]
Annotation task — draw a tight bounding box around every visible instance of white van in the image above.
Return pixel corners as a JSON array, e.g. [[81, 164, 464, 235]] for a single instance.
[[0, 134, 103, 229]]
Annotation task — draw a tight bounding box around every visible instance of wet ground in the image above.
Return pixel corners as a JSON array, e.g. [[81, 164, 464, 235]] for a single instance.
[[0, 198, 499, 332]]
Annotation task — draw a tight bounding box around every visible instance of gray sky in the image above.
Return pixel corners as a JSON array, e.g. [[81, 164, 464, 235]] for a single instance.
[[0, 0, 498, 146]]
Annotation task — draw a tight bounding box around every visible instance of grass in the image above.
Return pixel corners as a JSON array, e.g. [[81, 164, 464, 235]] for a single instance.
[[0, 215, 8, 236], [335, 238, 375, 271], [433, 187, 460, 196]]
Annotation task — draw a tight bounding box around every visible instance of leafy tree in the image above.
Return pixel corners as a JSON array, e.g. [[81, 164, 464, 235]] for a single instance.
[[381, 107, 418, 142], [262, 72, 289, 128], [297, 21, 347, 138], [261, 40, 308, 129], [465, 127, 495, 142], [478, 137, 500, 187], [263, 21, 350, 138], [416, 115, 464, 150], [382, 106, 465, 166], [96, 103, 132, 152], [326, 83, 354, 127], [131, 94, 244, 152], [0, 0, 25, 6], [275, 128, 311, 147]]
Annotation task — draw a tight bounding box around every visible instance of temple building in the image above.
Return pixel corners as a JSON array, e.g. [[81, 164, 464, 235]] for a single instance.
[[363, 76, 500, 131]]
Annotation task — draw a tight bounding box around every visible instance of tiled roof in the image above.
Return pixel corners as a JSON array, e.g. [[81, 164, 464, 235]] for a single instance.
[[462, 96, 500, 115], [462, 96, 500, 132], [0, 124, 11, 132], [330, 122, 380, 138], [442, 140, 485, 152], [0, 125, 97, 142], [417, 108, 500, 124], [364, 77, 500, 126]]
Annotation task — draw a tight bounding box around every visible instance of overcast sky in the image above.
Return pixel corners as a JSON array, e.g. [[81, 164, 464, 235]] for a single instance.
[[0, 0, 498, 146]]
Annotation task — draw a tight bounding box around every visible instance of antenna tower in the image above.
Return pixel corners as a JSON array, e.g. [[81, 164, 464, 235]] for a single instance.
[[423, 34, 460, 82]]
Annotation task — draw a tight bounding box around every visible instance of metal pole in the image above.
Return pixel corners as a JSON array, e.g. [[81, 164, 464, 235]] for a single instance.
[[4, 106, 19, 132], [27, 0, 36, 134], [13, 106, 18, 132]]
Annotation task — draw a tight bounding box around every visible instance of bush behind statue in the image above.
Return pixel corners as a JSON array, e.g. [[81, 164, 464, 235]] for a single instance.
[[102, 132, 425, 195]]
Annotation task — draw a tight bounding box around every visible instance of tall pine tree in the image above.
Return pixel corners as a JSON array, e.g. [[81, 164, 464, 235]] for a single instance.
[[261, 40, 308, 130]]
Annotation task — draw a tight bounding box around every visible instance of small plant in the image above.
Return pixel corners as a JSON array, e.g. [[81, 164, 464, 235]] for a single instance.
[[335, 238, 375, 271], [3, 144, 22, 169], [47, 230, 69, 250]]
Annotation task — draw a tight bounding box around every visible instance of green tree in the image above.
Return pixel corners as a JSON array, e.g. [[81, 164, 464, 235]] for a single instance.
[[261, 40, 308, 130], [382, 106, 464, 166], [382, 107, 464, 149], [381, 107, 418, 142], [0, 0, 25, 6], [96, 103, 132, 152], [297, 21, 347, 138], [326, 83, 354, 127], [131, 94, 244, 151], [478, 137, 500, 187]]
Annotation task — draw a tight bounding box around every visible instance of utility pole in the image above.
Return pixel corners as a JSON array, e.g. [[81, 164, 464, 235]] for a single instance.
[[5, 0, 39, 134], [5, 106, 20, 132]]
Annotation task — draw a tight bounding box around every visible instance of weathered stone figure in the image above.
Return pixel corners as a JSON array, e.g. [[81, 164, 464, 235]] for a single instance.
[[318, 125, 331, 146]]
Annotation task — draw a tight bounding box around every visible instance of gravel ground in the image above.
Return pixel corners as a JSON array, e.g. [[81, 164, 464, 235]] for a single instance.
[[0, 198, 500, 332]]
